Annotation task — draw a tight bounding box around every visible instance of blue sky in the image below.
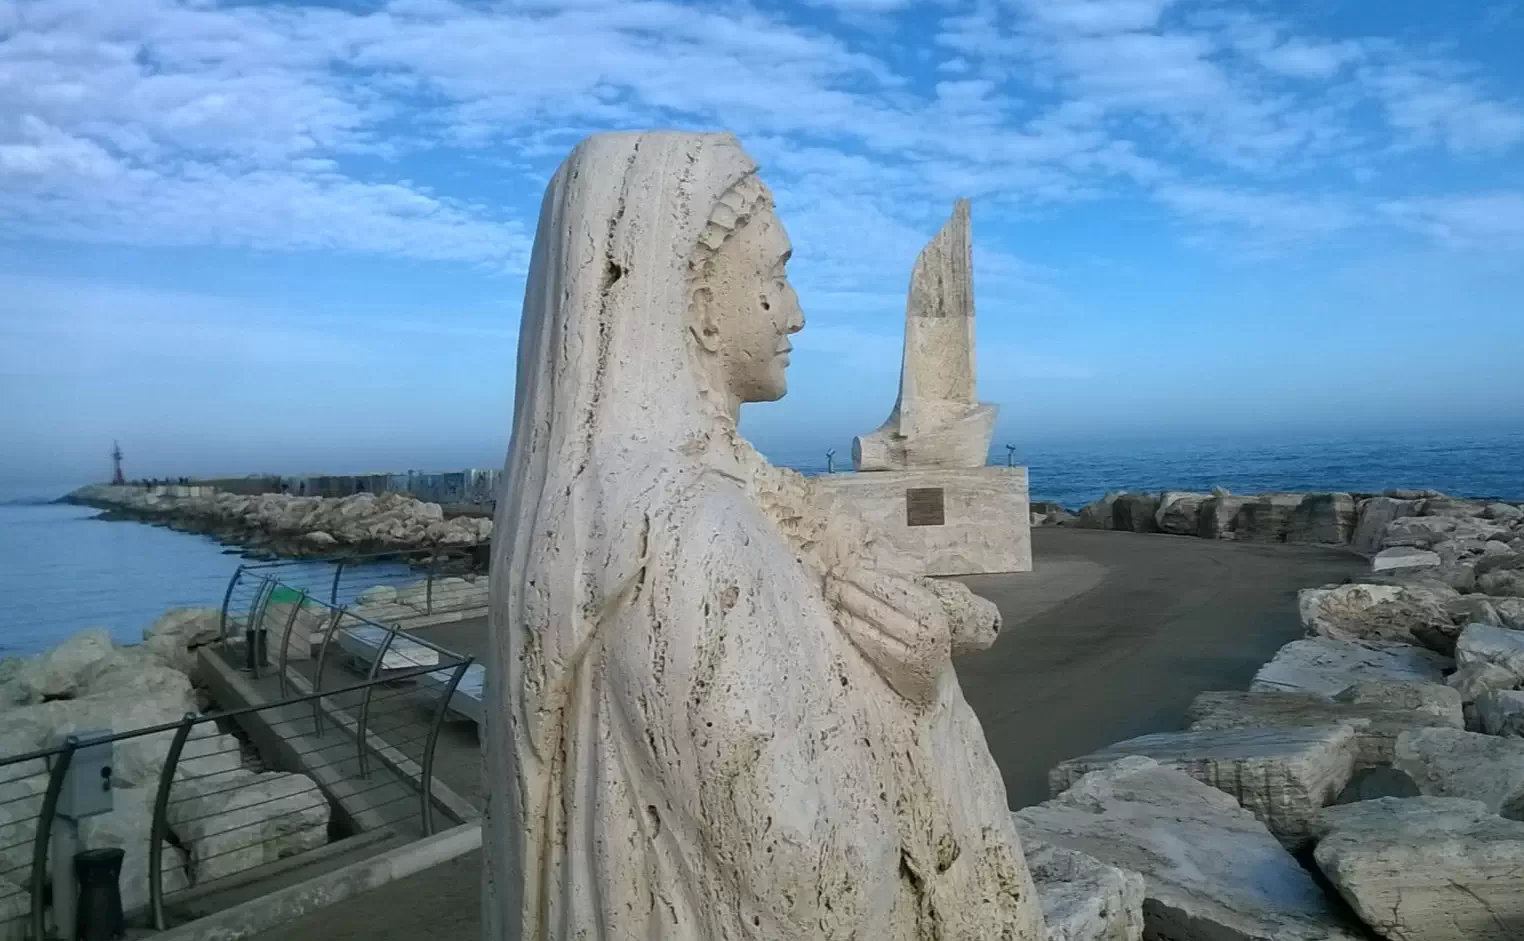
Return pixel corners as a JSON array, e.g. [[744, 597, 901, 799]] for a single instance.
[[2, 0, 1522, 486]]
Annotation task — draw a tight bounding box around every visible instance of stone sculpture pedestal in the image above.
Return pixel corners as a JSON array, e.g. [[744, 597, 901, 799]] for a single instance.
[[829, 198, 1031, 577], [816, 466, 1032, 576]]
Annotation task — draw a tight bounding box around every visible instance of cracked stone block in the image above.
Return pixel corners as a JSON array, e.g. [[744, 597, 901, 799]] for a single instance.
[[1018, 758, 1361, 941], [1187, 684, 1462, 769], [1251, 637, 1450, 698], [1049, 724, 1357, 850], [1313, 797, 1524, 941], [1394, 728, 1524, 818]]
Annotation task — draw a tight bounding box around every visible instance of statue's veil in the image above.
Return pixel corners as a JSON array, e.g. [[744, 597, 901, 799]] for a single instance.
[[485, 131, 760, 939]]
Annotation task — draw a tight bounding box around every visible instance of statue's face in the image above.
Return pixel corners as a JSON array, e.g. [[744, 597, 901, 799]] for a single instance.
[[694, 198, 805, 404]]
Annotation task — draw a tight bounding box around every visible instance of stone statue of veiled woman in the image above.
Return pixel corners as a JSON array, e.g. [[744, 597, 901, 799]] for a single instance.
[[486, 131, 1045, 941]]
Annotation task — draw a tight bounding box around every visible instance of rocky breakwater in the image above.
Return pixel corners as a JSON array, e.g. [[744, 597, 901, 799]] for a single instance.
[[0, 612, 328, 929], [67, 484, 493, 558], [1058, 486, 1524, 552], [1011, 490, 1524, 941]]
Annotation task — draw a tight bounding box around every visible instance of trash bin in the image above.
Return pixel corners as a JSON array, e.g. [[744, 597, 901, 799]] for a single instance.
[[74, 847, 125, 941]]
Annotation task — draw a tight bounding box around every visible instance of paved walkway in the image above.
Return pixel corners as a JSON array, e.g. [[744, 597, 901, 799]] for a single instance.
[[258, 528, 1364, 939]]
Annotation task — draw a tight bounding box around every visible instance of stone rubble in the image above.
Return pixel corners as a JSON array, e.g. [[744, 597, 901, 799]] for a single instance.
[[1049, 725, 1357, 849], [1298, 582, 1454, 647], [1312, 797, 1524, 941], [1251, 636, 1450, 697], [1475, 689, 1524, 736], [1039, 486, 1524, 941], [1016, 758, 1362, 941], [1187, 684, 1462, 769], [1062, 489, 1524, 558], [0, 620, 331, 918], [1393, 728, 1524, 818], [1021, 837, 1144, 941], [1371, 546, 1441, 572], [67, 484, 492, 557]]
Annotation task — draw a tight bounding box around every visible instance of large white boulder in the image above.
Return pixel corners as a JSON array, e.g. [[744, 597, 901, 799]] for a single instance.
[[1155, 492, 1207, 536], [1394, 728, 1524, 818], [1111, 493, 1160, 534], [1371, 546, 1441, 572], [1022, 837, 1144, 941], [1076, 493, 1120, 530], [1383, 516, 1507, 551], [1480, 570, 1524, 597], [166, 770, 329, 884], [1487, 503, 1524, 522], [142, 607, 223, 674], [1497, 598, 1524, 630], [1285, 493, 1358, 545], [1454, 623, 1524, 685], [1015, 758, 1361, 941], [1352, 497, 1420, 555], [1476, 689, 1524, 737], [1187, 684, 1463, 769], [1448, 662, 1520, 702], [1298, 582, 1453, 647], [12, 628, 116, 703], [1, 648, 199, 789], [1048, 725, 1357, 849], [1251, 637, 1450, 698], [1312, 797, 1524, 941], [1196, 493, 1249, 539], [1232, 493, 1305, 542], [355, 585, 398, 606]]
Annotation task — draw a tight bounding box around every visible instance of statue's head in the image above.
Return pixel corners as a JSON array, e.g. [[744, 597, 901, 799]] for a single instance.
[[688, 174, 805, 405]]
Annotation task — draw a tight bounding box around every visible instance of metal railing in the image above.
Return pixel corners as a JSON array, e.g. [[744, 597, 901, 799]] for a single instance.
[[221, 543, 490, 641], [0, 647, 471, 939]]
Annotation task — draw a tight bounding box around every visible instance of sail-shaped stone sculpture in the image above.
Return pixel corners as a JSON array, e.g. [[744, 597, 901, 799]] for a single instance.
[[854, 199, 997, 471], [816, 198, 1032, 576]]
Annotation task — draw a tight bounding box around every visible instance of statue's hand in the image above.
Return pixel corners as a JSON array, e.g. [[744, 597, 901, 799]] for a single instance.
[[825, 566, 950, 705], [923, 579, 1001, 654]]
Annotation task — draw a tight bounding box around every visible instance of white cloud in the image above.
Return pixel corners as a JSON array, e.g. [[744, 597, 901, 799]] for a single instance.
[[1017, 0, 1177, 36], [0, 0, 1519, 281], [1153, 182, 1364, 249], [1381, 193, 1524, 248], [1360, 61, 1524, 154]]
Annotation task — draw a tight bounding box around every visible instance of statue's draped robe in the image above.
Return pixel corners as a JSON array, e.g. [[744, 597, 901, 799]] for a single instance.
[[486, 132, 1043, 941], [524, 468, 1040, 940]]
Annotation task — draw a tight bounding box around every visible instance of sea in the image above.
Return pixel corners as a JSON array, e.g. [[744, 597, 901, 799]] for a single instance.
[[3, 429, 1521, 659]]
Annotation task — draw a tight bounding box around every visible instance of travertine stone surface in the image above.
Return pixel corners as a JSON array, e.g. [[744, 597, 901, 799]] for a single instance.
[[1448, 662, 1520, 701], [1298, 582, 1453, 647], [1049, 726, 1357, 849], [1187, 685, 1463, 769], [1394, 728, 1524, 817], [853, 199, 997, 471], [1285, 492, 1357, 545], [1313, 797, 1524, 941], [1017, 758, 1361, 941], [1372, 546, 1443, 572], [1476, 689, 1524, 736], [485, 132, 1044, 941], [1252, 637, 1451, 698], [1454, 622, 1524, 684], [814, 467, 1032, 575], [1021, 837, 1144, 941]]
